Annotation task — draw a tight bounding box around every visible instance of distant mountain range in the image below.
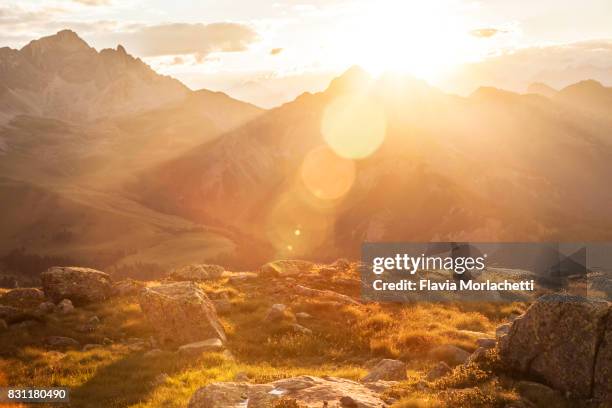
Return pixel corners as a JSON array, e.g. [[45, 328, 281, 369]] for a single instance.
[[1, 30, 611, 276]]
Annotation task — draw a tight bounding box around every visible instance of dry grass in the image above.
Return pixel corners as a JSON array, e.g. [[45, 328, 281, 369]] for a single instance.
[[0, 263, 526, 407]]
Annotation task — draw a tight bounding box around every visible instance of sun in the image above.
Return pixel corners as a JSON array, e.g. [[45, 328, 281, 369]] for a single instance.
[[329, 0, 480, 80]]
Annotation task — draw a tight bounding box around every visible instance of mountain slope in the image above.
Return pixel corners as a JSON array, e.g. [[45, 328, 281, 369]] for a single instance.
[[137, 69, 612, 260]]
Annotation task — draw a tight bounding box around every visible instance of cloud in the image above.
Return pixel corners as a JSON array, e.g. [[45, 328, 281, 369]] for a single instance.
[[72, 0, 111, 5], [470, 28, 503, 38], [270, 47, 283, 55], [117, 23, 258, 58]]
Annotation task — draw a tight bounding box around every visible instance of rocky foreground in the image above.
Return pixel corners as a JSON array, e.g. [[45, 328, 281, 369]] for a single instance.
[[0, 261, 610, 407]]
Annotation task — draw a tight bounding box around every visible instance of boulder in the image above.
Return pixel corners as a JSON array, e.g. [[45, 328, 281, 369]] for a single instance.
[[259, 260, 314, 278], [38, 301, 55, 314], [211, 299, 231, 314], [169, 264, 224, 282], [593, 309, 612, 401], [44, 336, 79, 349], [296, 312, 312, 320], [428, 345, 470, 366], [362, 359, 407, 382], [82, 344, 102, 352], [290, 323, 312, 335], [467, 347, 488, 364], [41, 267, 112, 304], [139, 281, 226, 344], [265, 304, 288, 322], [188, 376, 386, 408], [515, 381, 568, 408], [426, 361, 452, 381], [112, 279, 146, 297], [495, 323, 510, 338], [57, 299, 74, 314], [0, 319, 7, 331], [476, 338, 496, 349], [1, 288, 44, 303], [498, 294, 610, 400], [178, 338, 224, 355]]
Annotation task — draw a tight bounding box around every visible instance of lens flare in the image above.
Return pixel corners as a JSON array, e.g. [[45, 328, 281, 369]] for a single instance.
[[321, 93, 386, 159], [300, 146, 356, 200]]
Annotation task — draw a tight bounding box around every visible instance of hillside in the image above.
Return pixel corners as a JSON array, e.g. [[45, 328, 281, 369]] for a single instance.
[[0, 32, 265, 277], [137, 68, 612, 260]]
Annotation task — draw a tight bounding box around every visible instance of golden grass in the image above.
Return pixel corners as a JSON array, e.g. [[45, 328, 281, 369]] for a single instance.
[[0, 263, 525, 407]]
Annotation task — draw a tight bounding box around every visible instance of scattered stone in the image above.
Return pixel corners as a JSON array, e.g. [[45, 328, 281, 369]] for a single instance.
[[295, 312, 311, 320], [0, 319, 7, 331], [498, 294, 611, 400], [259, 260, 314, 278], [428, 345, 470, 366], [290, 323, 312, 335], [495, 323, 510, 338], [211, 299, 231, 314], [188, 376, 386, 408], [57, 299, 74, 314], [38, 301, 55, 314], [178, 338, 224, 355], [169, 264, 224, 282], [515, 381, 568, 408], [102, 337, 113, 345], [426, 361, 452, 381], [45, 336, 79, 349], [2, 288, 44, 303], [139, 281, 226, 344], [88, 315, 100, 325], [362, 359, 407, 382], [293, 285, 360, 306], [41, 267, 113, 304], [265, 304, 287, 322], [113, 279, 146, 297], [83, 344, 102, 352], [144, 349, 164, 358], [476, 338, 496, 349]]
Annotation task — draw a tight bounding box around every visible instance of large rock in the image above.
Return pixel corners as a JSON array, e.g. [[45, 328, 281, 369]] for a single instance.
[[593, 310, 612, 400], [259, 260, 314, 278], [139, 282, 226, 344], [112, 279, 146, 297], [1, 288, 45, 303], [362, 359, 407, 382], [188, 376, 386, 408], [428, 345, 470, 366], [498, 294, 611, 400], [41, 267, 112, 304], [293, 285, 360, 306], [169, 264, 224, 282]]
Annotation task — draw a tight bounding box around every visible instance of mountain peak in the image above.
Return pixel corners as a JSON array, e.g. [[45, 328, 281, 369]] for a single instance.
[[326, 65, 372, 94], [21, 29, 91, 57], [527, 82, 557, 98]]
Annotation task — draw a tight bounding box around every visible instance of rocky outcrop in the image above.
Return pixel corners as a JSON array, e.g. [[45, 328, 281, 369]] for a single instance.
[[169, 264, 224, 282], [498, 294, 611, 400], [41, 267, 113, 305], [188, 376, 386, 408], [138, 282, 226, 344], [259, 260, 314, 278], [113, 279, 146, 297], [1, 288, 45, 303], [362, 359, 407, 382]]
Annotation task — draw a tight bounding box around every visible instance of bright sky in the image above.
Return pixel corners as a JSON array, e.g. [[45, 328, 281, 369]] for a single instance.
[[2, 0, 612, 106]]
